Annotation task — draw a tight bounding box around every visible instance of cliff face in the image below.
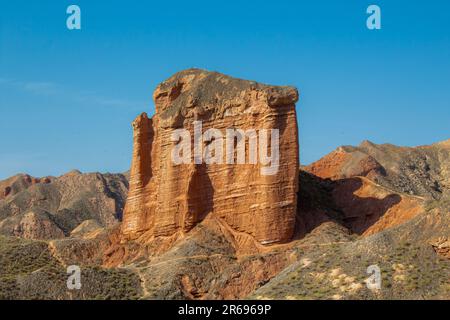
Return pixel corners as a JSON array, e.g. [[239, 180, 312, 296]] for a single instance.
[[122, 69, 299, 245]]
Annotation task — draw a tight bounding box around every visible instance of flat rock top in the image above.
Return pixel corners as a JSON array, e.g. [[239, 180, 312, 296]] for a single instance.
[[153, 68, 299, 119]]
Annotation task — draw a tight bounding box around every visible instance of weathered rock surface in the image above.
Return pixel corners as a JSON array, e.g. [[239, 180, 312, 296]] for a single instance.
[[123, 69, 299, 245], [70, 219, 104, 238], [0, 174, 52, 200], [305, 139, 450, 200], [0, 209, 65, 240], [301, 140, 450, 236], [0, 171, 128, 239], [118, 216, 298, 299], [295, 171, 425, 238], [431, 236, 450, 259]]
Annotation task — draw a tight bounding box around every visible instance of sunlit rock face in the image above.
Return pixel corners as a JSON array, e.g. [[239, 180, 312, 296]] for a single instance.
[[122, 69, 299, 245]]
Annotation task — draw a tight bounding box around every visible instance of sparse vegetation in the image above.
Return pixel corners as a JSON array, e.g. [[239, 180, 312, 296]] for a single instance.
[[0, 236, 142, 300], [249, 236, 450, 300]]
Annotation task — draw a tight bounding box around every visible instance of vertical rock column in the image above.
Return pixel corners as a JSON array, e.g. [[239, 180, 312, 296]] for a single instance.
[[121, 113, 154, 239]]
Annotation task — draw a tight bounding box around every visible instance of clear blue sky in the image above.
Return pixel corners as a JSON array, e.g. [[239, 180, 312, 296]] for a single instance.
[[1, 0, 449, 179]]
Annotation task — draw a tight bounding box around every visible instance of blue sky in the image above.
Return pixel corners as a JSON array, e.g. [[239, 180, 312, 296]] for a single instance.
[[1, 0, 449, 179]]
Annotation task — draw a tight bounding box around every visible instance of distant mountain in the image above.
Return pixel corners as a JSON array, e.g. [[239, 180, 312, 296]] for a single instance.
[[304, 139, 450, 200], [0, 171, 128, 240]]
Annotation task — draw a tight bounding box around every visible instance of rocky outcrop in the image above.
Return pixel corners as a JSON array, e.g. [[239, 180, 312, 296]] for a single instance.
[[123, 69, 299, 245]]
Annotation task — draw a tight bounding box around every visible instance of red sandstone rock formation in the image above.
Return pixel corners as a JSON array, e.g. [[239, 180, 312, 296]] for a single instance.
[[122, 69, 299, 245]]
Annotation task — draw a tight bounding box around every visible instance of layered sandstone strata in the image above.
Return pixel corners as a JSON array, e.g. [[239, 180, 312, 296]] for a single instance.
[[122, 69, 299, 244]]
